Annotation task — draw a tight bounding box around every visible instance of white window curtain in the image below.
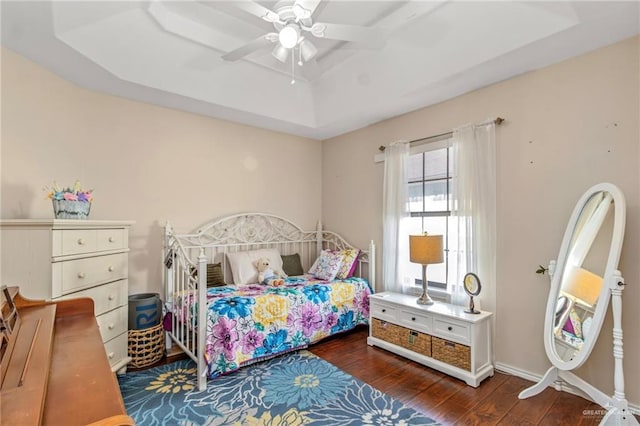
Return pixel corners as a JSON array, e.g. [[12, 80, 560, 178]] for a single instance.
[[450, 122, 497, 312], [382, 141, 410, 293]]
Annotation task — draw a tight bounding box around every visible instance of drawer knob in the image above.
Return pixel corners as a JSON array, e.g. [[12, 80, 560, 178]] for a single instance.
[[412, 317, 416, 321], [447, 326, 453, 331], [108, 352, 115, 359], [108, 295, 115, 301], [108, 236, 115, 243], [108, 266, 114, 272], [381, 309, 386, 313], [77, 238, 85, 245], [77, 272, 86, 279], [108, 324, 115, 330]]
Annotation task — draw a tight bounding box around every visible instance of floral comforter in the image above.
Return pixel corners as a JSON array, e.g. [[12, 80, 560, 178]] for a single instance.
[[175, 275, 372, 378]]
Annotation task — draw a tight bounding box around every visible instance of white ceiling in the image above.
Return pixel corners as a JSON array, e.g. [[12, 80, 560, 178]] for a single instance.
[[2, 1, 639, 140]]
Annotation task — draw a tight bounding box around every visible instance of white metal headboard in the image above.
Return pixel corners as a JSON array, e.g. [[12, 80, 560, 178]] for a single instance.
[[165, 213, 375, 286]]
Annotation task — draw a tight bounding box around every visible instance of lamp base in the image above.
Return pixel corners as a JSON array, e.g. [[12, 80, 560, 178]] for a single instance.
[[416, 264, 435, 305], [417, 293, 434, 305]]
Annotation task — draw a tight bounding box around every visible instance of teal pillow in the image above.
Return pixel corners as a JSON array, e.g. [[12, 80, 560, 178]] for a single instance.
[[281, 253, 304, 276]]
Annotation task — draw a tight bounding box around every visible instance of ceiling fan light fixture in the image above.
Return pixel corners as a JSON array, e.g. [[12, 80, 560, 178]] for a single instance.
[[272, 44, 290, 63], [279, 24, 300, 49], [299, 39, 318, 62]]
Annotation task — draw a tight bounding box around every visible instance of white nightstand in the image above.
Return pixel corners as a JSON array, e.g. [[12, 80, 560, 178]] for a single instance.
[[367, 291, 494, 387]]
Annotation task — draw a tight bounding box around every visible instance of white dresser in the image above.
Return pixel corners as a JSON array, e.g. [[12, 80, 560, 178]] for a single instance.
[[0, 219, 134, 372], [368, 291, 494, 387]]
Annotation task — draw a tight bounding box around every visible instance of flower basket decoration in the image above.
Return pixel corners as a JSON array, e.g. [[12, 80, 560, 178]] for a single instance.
[[46, 181, 93, 220]]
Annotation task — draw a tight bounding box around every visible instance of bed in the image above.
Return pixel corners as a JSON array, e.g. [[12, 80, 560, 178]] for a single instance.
[[163, 213, 375, 390]]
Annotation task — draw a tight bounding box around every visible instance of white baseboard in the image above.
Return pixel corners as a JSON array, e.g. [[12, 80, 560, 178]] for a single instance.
[[494, 362, 640, 416]]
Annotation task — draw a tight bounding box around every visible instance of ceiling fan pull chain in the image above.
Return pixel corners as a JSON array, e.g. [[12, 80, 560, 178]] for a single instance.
[[291, 49, 296, 85]]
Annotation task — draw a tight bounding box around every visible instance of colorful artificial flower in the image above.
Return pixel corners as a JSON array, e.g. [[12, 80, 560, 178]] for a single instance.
[[44, 180, 93, 202]]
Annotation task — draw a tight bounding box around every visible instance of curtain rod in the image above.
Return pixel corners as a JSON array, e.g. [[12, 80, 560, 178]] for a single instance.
[[378, 117, 505, 152]]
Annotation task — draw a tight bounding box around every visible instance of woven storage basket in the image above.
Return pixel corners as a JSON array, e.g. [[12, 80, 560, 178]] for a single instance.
[[432, 337, 471, 371], [52, 199, 91, 219], [372, 319, 432, 356], [371, 318, 402, 346], [397, 328, 431, 357], [128, 322, 165, 368]]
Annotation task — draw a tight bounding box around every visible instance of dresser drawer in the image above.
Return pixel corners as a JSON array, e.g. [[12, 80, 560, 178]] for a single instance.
[[399, 310, 432, 334], [97, 306, 128, 343], [55, 253, 127, 295], [104, 332, 128, 368], [56, 280, 127, 316], [54, 229, 97, 256], [434, 318, 470, 344], [97, 229, 126, 252], [370, 302, 398, 322]]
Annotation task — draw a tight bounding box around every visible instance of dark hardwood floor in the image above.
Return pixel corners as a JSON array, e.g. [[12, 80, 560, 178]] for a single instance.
[[309, 326, 629, 426]]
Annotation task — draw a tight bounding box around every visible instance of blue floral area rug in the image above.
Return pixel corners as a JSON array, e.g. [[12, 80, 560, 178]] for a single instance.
[[118, 350, 440, 425]]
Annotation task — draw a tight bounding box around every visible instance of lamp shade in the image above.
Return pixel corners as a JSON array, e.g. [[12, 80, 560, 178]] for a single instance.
[[562, 265, 603, 307], [299, 39, 318, 61], [272, 44, 290, 63], [409, 235, 444, 265]]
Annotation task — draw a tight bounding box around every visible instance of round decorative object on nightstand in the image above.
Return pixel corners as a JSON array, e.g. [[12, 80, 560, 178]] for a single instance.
[[463, 272, 481, 314]]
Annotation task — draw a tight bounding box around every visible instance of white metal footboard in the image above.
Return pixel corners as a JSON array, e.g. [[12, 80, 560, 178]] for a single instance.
[[164, 222, 208, 390], [164, 213, 375, 391]]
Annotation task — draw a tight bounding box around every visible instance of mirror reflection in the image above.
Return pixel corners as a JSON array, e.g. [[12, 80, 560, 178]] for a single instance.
[[552, 191, 613, 362]]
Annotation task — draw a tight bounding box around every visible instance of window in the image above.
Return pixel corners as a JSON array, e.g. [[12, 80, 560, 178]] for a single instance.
[[403, 141, 459, 292]]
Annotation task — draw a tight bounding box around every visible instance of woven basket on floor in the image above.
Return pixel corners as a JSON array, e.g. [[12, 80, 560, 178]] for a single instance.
[[432, 336, 471, 371], [372, 318, 432, 357], [128, 323, 165, 368]]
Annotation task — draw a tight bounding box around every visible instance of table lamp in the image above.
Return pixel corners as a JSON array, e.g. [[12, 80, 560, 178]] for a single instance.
[[562, 265, 603, 308], [409, 234, 444, 305]]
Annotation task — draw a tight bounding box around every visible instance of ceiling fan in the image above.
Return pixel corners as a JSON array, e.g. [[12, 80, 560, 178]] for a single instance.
[[222, 0, 386, 67]]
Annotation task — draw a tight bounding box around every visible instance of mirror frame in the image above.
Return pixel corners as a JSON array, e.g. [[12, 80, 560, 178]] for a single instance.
[[543, 182, 626, 370], [463, 272, 481, 296]]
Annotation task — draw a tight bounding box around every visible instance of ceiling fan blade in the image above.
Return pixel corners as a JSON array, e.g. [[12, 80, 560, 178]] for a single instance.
[[311, 22, 386, 48], [231, 1, 280, 23], [222, 35, 275, 61]]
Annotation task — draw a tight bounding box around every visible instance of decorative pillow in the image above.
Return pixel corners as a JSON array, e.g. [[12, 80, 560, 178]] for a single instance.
[[206, 263, 226, 287], [336, 248, 360, 279], [562, 307, 583, 339], [308, 249, 330, 275], [281, 253, 304, 276], [313, 250, 343, 281], [189, 263, 226, 287], [227, 248, 283, 284], [309, 248, 360, 280]]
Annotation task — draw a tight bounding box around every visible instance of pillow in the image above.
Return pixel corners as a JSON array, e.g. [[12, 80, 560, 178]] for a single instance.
[[309, 248, 360, 279], [189, 262, 227, 287], [308, 249, 330, 274], [313, 250, 343, 281], [227, 248, 283, 284], [281, 253, 304, 276], [336, 248, 360, 279], [206, 263, 226, 287]]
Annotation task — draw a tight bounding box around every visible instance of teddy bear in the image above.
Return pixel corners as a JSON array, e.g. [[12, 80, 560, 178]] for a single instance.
[[255, 257, 287, 286]]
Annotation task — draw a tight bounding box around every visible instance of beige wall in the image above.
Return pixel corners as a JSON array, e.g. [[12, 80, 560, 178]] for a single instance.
[[0, 47, 322, 297], [322, 36, 639, 406], [2, 34, 639, 409]]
